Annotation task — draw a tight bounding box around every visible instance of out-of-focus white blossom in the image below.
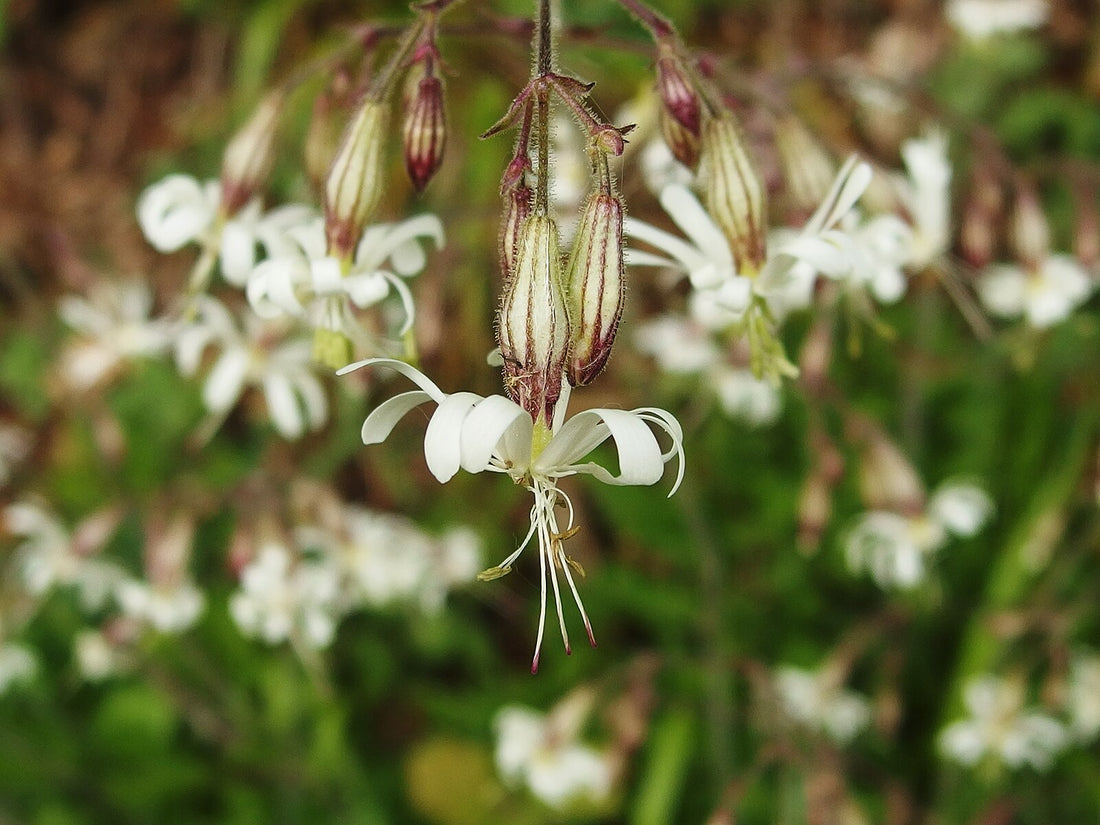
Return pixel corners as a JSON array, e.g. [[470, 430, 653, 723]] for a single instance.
[[58, 280, 173, 390], [137, 174, 316, 286], [115, 578, 204, 633], [1066, 652, 1100, 743], [845, 481, 993, 588], [246, 213, 444, 339], [230, 542, 341, 649], [74, 629, 127, 682], [940, 676, 1066, 771], [895, 130, 952, 270], [0, 642, 36, 695], [977, 255, 1093, 328], [775, 665, 872, 744], [494, 691, 613, 810], [633, 315, 721, 375], [946, 0, 1048, 40], [176, 296, 327, 440], [713, 368, 783, 426], [5, 501, 123, 611]]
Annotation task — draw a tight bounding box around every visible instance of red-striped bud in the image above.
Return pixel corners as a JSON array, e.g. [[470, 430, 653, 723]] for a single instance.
[[324, 98, 389, 260], [499, 184, 533, 280], [402, 70, 447, 192], [497, 215, 570, 424], [659, 105, 700, 170], [655, 45, 700, 137], [565, 192, 626, 386], [220, 91, 283, 215], [700, 114, 767, 274]]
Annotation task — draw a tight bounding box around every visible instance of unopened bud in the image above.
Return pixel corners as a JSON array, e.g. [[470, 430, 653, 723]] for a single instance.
[[959, 168, 1003, 270], [655, 46, 700, 136], [700, 114, 767, 274], [659, 106, 700, 169], [499, 184, 532, 280], [1011, 183, 1050, 269], [220, 91, 283, 214], [858, 428, 924, 515], [305, 70, 352, 195], [324, 98, 389, 260], [1073, 185, 1100, 269], [403, 72, 447, 192], [497, 215, 570, 424], [565, 191, 626, 386], [774, 115, 836, 221], [797, 469, 832, 555]]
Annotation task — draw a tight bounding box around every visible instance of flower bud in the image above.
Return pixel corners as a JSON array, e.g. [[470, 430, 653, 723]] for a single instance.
[[1073, 184, 1100, 269], [305, 70, 352, 195], [324, 98, 389, 260], [857, 428, 924, 515], [220, 91, 283, 215], [497, 215, 570, 424], [959, 168, 1002, 270], [1011, 183, 1050, 269], [499, 184, 532, 280], [774, 115, 836, 222], [402, 71, 447, 192], [564, 191, 626, 386], [659, 106, 700, 169], [655, 46, 700, 136], [700, 114, 767, 274]]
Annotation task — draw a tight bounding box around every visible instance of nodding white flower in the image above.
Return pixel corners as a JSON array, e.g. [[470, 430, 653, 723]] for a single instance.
[[115, 578, 204, 633], [845, 481, 992, 589], [175, 296, 327, 440], [58, 279, 173, 390], [494, 691, 613, 809], [137, 174, 316, 286], [626, 155, 875, 330], [246, 213, 444, 339], [775, 665, 872, 745], [4, 501, 123, 611], [229, 541, 341, 649], [338, 358, 684, 671], [895, 130, 952, 270], [1066, 652, 1100, 743], [940, 676, 1066, 771], [0, 642, 36, 695], [946, 0, 1048, 40], [977, 255, 1093, 328]]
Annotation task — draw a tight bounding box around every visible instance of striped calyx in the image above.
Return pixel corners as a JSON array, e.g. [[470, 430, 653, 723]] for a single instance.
[[324, 98, 389, 260], [497, 215, 570, 424], [220, 91, 283, 215], [402, 70, 446, 192], [564, 191, 626, 387], [701, 114, 767, 275]]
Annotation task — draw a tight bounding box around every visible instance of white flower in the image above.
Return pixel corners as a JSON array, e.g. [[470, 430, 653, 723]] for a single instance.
[[494, 693, 613, 809], [626, 156, 876, 330], [58, 279, 173, 389], [1066, 652, 1100, 742], [713, 367, 782, 426], [977, 255, 1093, 328], [0, 643, 36, 695], [633, 315, 722, 374], [940, 676, 1066, 771], [247, 213, 444, 338], [338, 358, 684, 671], [895, 130, 952, 270], [230, 542, 341, 648], [5, 501, 123, 610], [176, 296, 328, 439], [74, 629, 126, 682], [846, 481, 992, 589], [946, 0, 1048, 40], [115, 579, 204, 633], [137, 174, 316, 286], [775, 665, 871, 745]]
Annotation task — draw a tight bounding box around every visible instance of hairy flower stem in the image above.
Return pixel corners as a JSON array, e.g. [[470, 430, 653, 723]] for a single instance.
[[532, 0, 554, 216]]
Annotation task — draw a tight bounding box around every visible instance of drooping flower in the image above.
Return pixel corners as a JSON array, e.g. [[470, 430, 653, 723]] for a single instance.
[[338, 358, 684, 671], [977, 254, 1094, 328], [175, 296, 328, 440], [940, 675, 1066, 771]]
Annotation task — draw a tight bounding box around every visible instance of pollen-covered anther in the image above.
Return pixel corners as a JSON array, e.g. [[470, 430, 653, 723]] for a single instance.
[[655, 47, 700, 136], [220, 90, 284, 215], [564, 191, 626, 387], [700, 113, 767, 274], [402, 72, 447, 192], [497, 215, 571, 424], [324, 98, 389, 260]]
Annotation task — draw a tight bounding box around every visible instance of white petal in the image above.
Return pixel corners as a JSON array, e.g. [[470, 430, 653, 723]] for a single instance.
[[263, 372, 304, 439], [337, 358, 446, 402], [202, 349, 249, 414], [360, 391, 433, 445], [219, 218, 259, 285], [137, 175, 215, 252], [459, 394, 530, 474], [424, 392, 482, 483], [660, 184, 732, 265], [357, 214, 445, 274], [538, 409, 664, 486], [624, 217, 714, 280]]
